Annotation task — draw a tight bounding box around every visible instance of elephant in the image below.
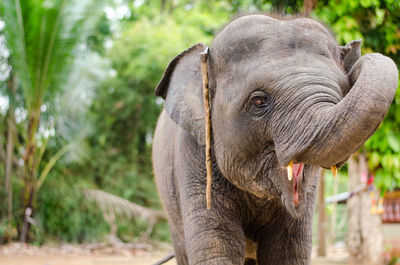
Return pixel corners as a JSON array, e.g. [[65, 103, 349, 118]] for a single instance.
[[152, 14, 398, 265]]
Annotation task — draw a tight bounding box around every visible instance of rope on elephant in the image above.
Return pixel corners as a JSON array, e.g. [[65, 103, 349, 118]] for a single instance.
[[200, 47, 213, 210]]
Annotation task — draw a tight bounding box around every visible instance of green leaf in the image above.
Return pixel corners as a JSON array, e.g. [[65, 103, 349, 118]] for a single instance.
[[375, 8, 385, 25], [360, 0, 373, 8], [369, 152, 380, 168], [388, 134, 400, 152]]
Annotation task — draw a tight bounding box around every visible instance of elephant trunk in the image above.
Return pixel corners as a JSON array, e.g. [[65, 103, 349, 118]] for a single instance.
[[297, 53, 398, 168]]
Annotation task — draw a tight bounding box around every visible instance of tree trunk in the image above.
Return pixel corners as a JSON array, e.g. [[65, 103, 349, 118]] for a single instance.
[[19, 185, 35, 242], [347, 153, 382, 265], [5, 76, 16, 224], [20, 109, 40, 242], [160, 0, 167, 13], [317, 169, 326, 256], [3, 75, 17, 243], [330, 169, 339, 243], [5, 113, 14, 226], [303, 0, 318, 16]]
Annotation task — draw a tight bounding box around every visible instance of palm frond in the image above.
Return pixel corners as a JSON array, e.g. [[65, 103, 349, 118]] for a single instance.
[[36, 140, 90, 190], [54, 51, 110, 142], [1, 0, 107, 111], [1, 0, 32, 108], [84, 189, 166, 223]]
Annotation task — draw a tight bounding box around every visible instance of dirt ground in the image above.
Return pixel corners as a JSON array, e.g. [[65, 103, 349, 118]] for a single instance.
[[0, 251, 176, 265], [0, 243, 348, 265], [0, 255, 348, 265]]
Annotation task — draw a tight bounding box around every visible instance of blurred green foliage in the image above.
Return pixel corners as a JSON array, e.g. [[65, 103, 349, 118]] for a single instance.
[[36, 174, 108, 243], [0, 0, 399, 244]]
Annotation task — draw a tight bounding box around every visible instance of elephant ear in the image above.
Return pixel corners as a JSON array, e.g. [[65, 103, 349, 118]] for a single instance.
[[155, 42, 208, 146], [340, 39, 362, 73]]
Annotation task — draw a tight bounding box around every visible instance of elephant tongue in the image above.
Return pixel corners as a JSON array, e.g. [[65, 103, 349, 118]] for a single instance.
[[293, 163, 303, 207]]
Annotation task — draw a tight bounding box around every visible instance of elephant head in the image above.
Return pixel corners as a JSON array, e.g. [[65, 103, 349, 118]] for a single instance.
[[155, 15, 398, 219]]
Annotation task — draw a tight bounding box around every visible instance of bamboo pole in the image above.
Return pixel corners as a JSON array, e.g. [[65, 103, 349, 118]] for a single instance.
[[200, 48, 212, 210]]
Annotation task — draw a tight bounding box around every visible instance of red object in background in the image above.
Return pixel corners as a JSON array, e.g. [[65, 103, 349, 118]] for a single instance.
[[367, 175, 374, 186]]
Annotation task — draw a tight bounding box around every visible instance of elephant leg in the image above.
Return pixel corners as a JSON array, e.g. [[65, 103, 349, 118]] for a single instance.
[[182, 209, 246, 265], [170, 129, 246, 264], [256, 216, 313, 265], [178, 179, 246, 264], [170, 230, 188, 265], [256, 224, 312, 265]]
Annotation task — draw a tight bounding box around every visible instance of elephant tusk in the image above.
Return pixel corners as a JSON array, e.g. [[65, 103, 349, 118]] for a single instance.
[[287, 161, 293, 181], [331, 166, 337, 178]]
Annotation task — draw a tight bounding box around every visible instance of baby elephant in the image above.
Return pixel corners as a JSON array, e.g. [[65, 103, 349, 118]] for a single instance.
[[152, 15, 398, 265]]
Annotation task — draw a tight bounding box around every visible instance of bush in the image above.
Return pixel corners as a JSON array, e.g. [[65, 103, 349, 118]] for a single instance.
[[35, 173, 109, 243]]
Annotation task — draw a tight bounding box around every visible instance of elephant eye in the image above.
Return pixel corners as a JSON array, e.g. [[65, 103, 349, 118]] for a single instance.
[[247, 92, 272, 117]]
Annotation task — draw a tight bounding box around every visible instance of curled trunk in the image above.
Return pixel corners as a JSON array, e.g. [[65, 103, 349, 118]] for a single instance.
[[298, 53, 398, 168]]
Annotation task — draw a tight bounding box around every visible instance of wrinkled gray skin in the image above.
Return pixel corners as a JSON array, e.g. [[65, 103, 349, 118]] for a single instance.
[[152, 15, 398, 265]]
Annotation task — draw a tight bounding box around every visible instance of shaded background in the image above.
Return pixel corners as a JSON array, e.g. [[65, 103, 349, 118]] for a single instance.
[[0, 0, 399, 264]]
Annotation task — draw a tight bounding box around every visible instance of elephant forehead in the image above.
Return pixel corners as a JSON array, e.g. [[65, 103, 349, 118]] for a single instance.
[[214, 53, 348, 107], [210, 15, 339, 73]]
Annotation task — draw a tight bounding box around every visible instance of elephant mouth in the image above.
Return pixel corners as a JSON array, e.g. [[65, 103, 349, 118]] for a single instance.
[[281, 162, 308, 219], [291, 163, 304, 207]]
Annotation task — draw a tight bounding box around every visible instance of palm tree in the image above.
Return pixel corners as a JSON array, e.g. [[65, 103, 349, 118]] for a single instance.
[[0, 0, 105, 242]]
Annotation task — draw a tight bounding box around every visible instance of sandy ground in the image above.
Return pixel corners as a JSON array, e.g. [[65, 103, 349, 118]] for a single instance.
[[0, 251, 176, 265], [0, 255, 348, 265], [0, 243, 348, 265]]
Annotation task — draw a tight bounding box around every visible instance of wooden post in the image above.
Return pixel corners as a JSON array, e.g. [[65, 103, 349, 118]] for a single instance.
[[347, 153, 382, 265], [330, 169, 339, 244], [317, 169, 327, 256]]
